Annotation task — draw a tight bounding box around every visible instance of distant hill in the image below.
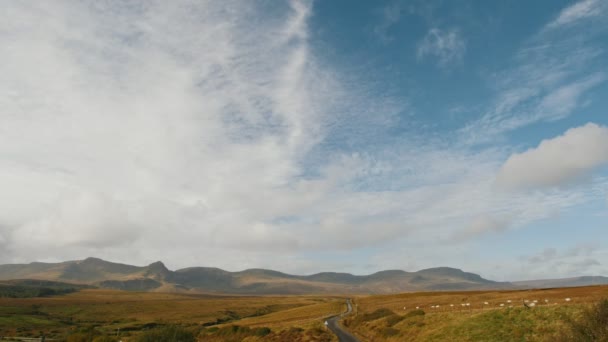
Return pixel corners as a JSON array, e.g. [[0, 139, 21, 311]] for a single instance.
[[513, 276, 608, 289], [0, 279, 93, 298], [4, 258, 602, 295], [0, 257, 516, 294]]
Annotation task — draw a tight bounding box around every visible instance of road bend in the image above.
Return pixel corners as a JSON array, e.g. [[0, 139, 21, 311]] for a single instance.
[[326, 299, 360, 342]]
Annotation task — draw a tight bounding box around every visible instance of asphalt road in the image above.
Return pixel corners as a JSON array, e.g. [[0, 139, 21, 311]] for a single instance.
[[325, 299, 360, 342]]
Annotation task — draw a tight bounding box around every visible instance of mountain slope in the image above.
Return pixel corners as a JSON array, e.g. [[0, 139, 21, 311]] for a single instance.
[[0, 258, 514, 294], [513, 276, 608, 289]]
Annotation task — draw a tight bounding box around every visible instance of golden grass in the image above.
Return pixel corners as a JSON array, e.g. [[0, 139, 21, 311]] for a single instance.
[[231, 298, 344, 329], [346, 285, 608, 341], [0, 289, 344, 340]]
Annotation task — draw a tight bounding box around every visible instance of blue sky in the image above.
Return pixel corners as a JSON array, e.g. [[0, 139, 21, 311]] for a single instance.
[[0, 0, 607, 281]]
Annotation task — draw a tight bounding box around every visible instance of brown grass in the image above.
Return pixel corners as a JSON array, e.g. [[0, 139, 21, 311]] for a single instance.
[[0, 289, 343, 340], [346, 285, 608, 341]]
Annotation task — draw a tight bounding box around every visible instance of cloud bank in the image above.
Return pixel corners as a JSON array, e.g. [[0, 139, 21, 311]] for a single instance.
[[497, 123, 608, 189], [0, 1, 606, 279]]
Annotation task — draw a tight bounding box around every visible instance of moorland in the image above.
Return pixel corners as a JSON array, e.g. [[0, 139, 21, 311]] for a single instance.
[[1, 280, 607, 341]]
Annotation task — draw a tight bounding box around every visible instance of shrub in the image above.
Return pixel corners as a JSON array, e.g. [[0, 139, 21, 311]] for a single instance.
[[135, 325, 195, 342], [253, 327, 271, 336], [404, 309, 425, 318], [560, 299, 608, 342], [386, 314, 405, 327], [67, 329, 98, 342], [92, 337, 118, 342], [353, 308, 396, 325], [380, 327, 400, 337]]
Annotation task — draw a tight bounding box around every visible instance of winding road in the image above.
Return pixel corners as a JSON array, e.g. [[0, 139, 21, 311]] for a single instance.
[[326, 299, 360, 342]]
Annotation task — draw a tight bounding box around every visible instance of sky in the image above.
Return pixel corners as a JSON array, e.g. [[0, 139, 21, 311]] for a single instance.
[[0, 0, 607, 281]]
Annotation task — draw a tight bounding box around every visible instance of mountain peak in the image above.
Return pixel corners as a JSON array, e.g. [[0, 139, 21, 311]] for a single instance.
[[417, 267, 464, 274], [144, 261, 170, 280], [148, 261, 169, 272], [80, 257, 111, 266], [82, 257, 104, 263]]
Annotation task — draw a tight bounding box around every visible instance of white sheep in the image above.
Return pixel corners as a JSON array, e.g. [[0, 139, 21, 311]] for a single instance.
[[565, 298, 571, 302]]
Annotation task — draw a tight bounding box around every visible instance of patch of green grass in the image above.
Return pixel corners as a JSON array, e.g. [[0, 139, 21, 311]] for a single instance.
[[0, 314, 60, 327], [424, 306, 579, 342]]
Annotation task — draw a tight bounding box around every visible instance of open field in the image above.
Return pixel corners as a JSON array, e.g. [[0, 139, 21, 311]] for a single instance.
[[2, 285, 607, 341], [345, 285, 608, 341], [0, 289, 342, 341]]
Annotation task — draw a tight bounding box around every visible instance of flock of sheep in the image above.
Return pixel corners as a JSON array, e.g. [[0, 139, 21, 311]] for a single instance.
[[408, 298, 572, 311]]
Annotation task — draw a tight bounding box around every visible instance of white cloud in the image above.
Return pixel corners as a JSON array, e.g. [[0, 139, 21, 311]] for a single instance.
[[0, 0, 339, 264], [537, 73, 606, 119], [417, 28, 466, 67], [459, 6, 607, 145], [452, 215, 513, 241], [547, 0, 604, 29], [516, 244, 604, 279], [497, 123, 608, 189], [0, 1, 605, 280]]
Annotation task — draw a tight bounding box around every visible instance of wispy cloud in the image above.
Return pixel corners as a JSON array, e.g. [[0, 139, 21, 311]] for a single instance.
[[0, 0, 606, 279], [518, 244, 604, 279], [460, 3, 607, 145], [417, 28, 466, 67], [0, 0, 341, 266], [373, 2, 402, 43], [547, 0, 604, 29]]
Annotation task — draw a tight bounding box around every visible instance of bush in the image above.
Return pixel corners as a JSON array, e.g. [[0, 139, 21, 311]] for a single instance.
[[93, 337, 118, 342], [386, 314, 405, 327], [353, 308, 396, 325], [404, 309, 425, 318], [380, 327, 400, 337], [67, 331, 97, 342], [253, 327, 271, 336], [559, 299, 608, 342], [135, 325, 195, 342]]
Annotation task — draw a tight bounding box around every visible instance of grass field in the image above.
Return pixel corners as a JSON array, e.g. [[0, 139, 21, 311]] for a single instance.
[[0, 289, 342, 341], [2, 285, 607, 341], [344, 285, 608, 341]]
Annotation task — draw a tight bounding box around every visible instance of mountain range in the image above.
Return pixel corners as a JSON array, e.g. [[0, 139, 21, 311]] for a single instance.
[[0, 257, 606, 295]]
